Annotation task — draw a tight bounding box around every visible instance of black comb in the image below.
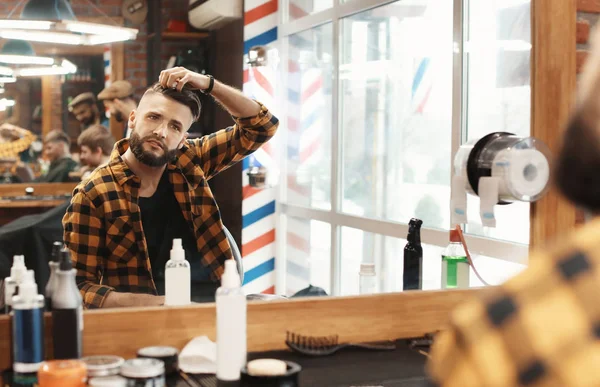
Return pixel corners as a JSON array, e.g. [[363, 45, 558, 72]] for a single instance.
[[285, 331, 396, 356]]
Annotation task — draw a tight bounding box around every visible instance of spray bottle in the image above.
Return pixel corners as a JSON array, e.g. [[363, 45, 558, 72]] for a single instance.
[[216, 259, 247, 384], [441, 230, 470, 289], [12, 270, 45, 373], [403, 218, 423, 290], [45, 241, 63, 311], [52, 248, 83, 359], [5, 255, 27, 314], [164, 238, 191, 306]]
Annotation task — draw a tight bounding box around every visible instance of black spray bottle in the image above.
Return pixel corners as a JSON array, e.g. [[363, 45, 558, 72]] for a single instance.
[[52, 248, 83, 359], [45, 241, 62, 311], [12, 270, 45, 373], [403, 218, 423, 291]]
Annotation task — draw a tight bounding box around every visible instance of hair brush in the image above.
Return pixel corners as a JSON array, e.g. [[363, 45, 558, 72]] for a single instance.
[[285, 331, 396, 356]]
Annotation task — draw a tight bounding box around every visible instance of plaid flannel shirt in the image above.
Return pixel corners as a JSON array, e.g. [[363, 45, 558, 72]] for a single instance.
[[63, 102, 278, 308], [0, 130, 36, 159], [428, 218, 600, 387]]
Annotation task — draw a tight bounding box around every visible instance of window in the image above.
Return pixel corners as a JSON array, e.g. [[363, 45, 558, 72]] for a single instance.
[[284, 24, 333, 211], [463, 0, 531, 244], [277, 0, 531, 295], [287, 0, 333, 21], [339, 1, 453, 230], [284, 216, 331, 295]]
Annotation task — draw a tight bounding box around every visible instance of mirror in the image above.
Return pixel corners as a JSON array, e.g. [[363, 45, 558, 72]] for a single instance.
[[0, 33, 125, 189]]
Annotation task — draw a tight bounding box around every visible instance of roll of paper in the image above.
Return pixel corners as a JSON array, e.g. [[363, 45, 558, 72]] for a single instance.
[[491, 148, 550, 201]]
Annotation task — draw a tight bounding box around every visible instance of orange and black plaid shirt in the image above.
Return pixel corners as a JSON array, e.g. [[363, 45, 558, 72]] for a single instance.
[[428, 219, 600, 386], [63, 102, 278, 308], [0, 130, 36, 159]]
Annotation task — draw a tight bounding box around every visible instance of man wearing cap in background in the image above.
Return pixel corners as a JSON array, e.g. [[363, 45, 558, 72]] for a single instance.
[[68, 92, 108, 131], [98, 80, 137, 139]]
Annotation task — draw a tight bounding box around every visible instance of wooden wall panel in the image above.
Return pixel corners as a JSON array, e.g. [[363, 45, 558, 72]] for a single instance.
[[530, 0, 578, 250]]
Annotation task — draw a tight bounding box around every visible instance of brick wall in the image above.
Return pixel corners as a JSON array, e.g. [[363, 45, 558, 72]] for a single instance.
[[0, 0, 196, 127], [577, 0, 600, 72]]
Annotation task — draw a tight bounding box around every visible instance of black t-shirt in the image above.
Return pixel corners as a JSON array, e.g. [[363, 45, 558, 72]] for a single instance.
[[138, 170, 218, 302]]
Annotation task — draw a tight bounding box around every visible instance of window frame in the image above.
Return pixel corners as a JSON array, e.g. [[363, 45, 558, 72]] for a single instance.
[[275, 0, 530, 296]]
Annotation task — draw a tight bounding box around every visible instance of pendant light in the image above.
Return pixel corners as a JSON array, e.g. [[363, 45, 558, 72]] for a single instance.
[[0, 0, 138, 46], [0, 39, 77, 77]]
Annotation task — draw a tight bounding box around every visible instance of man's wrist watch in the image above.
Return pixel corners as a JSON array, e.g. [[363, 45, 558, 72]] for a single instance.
[[202, 75, 215, 94]]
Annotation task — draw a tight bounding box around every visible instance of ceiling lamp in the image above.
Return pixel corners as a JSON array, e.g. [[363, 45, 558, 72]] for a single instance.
[[0, 0, 138, 46], [0, 40, 77, 77]]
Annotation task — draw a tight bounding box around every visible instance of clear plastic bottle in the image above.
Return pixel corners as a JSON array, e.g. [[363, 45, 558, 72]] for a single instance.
[[441, 230, 470, 289], [5, 255, 27, 314], [12, 270, 45, 373], [164, 239, 191, 306], [359, 263, 377, 295], [216, 259, 246, 383]]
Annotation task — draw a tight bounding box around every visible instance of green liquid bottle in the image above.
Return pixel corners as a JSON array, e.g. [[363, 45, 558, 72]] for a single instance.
[[441, 230, 470, 289]]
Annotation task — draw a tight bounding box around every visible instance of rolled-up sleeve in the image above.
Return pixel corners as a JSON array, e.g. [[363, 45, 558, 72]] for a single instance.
[[62, 189, 114, 308], [187, 101, 278, 180]]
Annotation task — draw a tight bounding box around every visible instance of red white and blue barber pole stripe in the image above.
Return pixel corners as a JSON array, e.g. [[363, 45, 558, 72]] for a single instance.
[[283, 26, 324, 294], [412, 57, 432, 114], [241, 0, 278, 295], [103, 45, 111, 117]]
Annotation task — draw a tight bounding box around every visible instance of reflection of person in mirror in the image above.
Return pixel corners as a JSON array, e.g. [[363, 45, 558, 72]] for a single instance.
[[62, 67, 279, 309], [69, 125, 115, 181], [17, 130, 78, 183], [68, 92, 109, 131], [0, 123, 36, 160], [97, 80, 137, 139], [428, 26, 600, 387]]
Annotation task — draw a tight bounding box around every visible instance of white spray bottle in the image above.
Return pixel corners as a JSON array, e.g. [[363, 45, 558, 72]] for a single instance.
[[5, 255, 27, 314], [216, 259, 247, 383], [164, 239, 191, 306]]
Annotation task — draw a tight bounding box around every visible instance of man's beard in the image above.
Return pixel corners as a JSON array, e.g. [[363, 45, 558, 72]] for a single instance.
[[555, 111, 600, 212], [81, 113, 95, 126], [129, 132, 177, 167]]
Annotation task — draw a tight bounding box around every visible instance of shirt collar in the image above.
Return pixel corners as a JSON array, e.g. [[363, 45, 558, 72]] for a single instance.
[[109, 138, 204, 189]]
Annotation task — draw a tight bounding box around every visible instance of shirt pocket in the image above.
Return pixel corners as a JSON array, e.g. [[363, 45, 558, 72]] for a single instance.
[[105, 216, 138, 264]]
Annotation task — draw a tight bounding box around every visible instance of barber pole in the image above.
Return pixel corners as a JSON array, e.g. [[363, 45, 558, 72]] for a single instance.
[[284, 20, 325, 295], [103, 45, 111, 117], [241, 0, 278, 295]]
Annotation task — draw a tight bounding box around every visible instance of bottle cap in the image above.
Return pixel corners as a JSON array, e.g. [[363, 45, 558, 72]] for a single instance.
[[171, 238, 184, 261], [38, 360, 87, 385], [120, 358, 164, 379], [18, 270, 38, 300], [137, 346, 179, 375], [221, 259, 241, 288], [10, 255, 27, 280], [82, 355, 125, 377], [409, 218, 423, 228], [51, 241, 63, 262], [359, 263, 375, 275], [450, 229, 461, 243], [59, 248, 73, 271]]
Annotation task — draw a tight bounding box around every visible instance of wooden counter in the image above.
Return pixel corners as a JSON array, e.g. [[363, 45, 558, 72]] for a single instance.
[[0, 288, 490, 371], [0, 200, 67, 209], [0, 182, 75, 225]]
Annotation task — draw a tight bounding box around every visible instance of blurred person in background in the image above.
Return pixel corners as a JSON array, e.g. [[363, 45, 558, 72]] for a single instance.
[[70, 125, 114, 181], [68, 92, 108, 131], [98, 80, 137, 139]]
